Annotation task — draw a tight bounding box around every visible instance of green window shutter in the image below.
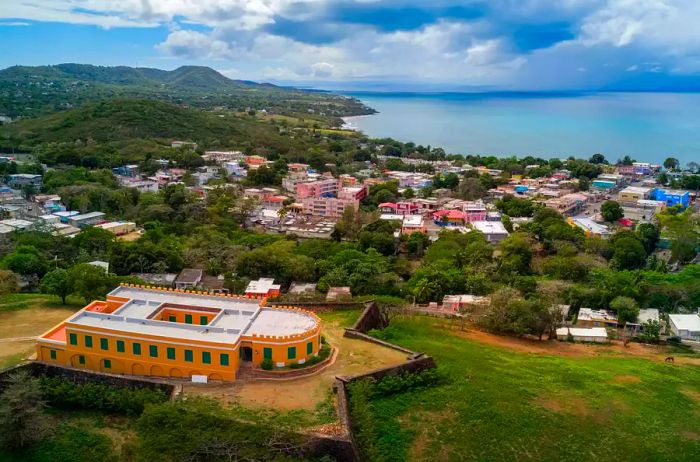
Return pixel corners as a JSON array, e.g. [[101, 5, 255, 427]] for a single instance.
[[167, 347, 176, 360], [132, 343, 141, 355], [116, 340, 125, 353], [184, 350, 193, 362], [104, 359, 111, 369], [185, 314, 193, 324], [50, 350, 57, 360], [202, 352, 211, 364], [100, 338, 109, 351], [199, 316, 208, 325], [169, 315, 176, 322], [85, 336, 93, 348], [149, 345, 158, 358], [69, 333, 77, 345], [220, 353, 229, 366], [288, 347, 296, 360], [307, 342, 313, 355], [263, 348, 272, 360], [78, 355, 85, 365]]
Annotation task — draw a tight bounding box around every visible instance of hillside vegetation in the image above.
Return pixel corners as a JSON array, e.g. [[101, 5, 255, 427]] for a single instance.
[[0, 63, 373, 119]]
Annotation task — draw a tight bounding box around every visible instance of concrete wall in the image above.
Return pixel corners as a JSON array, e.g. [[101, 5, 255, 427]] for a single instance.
[[351, 301, 389, 333]]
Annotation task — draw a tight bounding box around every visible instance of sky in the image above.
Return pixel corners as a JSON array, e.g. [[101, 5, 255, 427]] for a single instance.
[[2, 0, 700, 91]]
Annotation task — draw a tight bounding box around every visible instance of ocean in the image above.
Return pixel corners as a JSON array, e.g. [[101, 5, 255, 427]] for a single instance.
[[341, 91, 700, 166]]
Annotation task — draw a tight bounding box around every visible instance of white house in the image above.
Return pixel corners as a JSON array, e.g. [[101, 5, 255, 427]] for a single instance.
[[556, 327, 608, 343], [668, 314, 700, 340]]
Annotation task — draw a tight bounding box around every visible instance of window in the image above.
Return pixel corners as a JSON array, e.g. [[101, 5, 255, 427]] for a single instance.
[[69, 333, 77, 345], [263, 348, 272, 360], [78, 355, 85, 365], [185, 314, 193, 324], [168, 315, 176, 322], [184, 350, 193, 362], [85, 335, 93, 348], [167, 347, 176, 360], [100, 338, 109, 351], [200, 316, 208, 325], [116, 340, 125, 353], [220, 353, 229, 366], [307, 342, 313, 355], [288, 347, 296, 360], [149, 345, 158, 358], [104, 359, 111, 369], [50, 350, 57, 360], [202, 352, 211, 364], [132, 343, 141, 355]]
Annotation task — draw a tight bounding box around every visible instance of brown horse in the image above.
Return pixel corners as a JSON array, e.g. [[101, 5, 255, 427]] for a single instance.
[[665, 356, 674, 363]]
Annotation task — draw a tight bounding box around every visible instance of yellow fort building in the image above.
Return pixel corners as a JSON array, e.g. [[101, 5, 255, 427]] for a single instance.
[[35, 285, 322, 381]]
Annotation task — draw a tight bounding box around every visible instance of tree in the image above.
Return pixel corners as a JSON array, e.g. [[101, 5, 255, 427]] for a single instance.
[[600, 200, 624, 223], [41, 268, 72, 304], [0, 270, 20, 295], [635, 223, 660, 255], [610, 235, 647, 270], [1, 245, 48, 277], [657, 208, 700, 264], [0, 370, 50, 450], [456, 177, 486, 200], [403, 187, 415, 199], [67, 263, 115, 303], [637, 319, 661, 344], [577, 176, 590, 191], [663, 157, 679, 170], [610, 296, 639, 325], [589, 153, 606, 164]]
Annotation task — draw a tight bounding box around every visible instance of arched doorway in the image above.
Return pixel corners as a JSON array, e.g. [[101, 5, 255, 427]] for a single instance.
[[169, 368, 183, 378], [208, 373, 223, 381], [240, 347, 253, 362], [132, 363, 145, 375], [150, 365, 164, 376]]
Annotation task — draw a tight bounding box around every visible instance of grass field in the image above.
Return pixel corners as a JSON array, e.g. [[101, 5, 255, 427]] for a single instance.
[[353, 316, 700, 462], [0, 294, 82, 369]]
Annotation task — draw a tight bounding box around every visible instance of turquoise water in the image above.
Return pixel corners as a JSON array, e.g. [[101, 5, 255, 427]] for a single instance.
[[342, 92, 700, 165]]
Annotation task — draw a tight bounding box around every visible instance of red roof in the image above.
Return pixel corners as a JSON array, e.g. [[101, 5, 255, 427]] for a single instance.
[[378, 202, 397, 208], [618, 218, 634, 227], [433, 209, 467, 220]]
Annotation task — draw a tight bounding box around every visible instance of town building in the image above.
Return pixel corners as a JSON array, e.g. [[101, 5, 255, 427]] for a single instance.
[[378, 202, 420, 215], [668, 314, 700, 340], [471, 221, 510, 243], [35, 285, 322, 381], [618, 186, 653, 204], [68, 211, 106, 228], [326, 286, 352, 301], [96, 221, 137, 236], [576, 308, 618, 328], [171, 141, 197, 150], [245, 278, 282, 298], [626, 308, 661, 333], [652, 189, 690, 209], [568, 217, 611, 239], [301, 196, 359, 218], [556, 327, 608, 343], [174, 268, 203, 290], [296, 178, 340, 199], [8, 174, 42, 190], [442, 294, 490, 311]]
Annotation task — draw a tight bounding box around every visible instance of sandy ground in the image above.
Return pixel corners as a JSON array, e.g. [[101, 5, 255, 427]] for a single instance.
[[444, 323, 700, 365], [182, 316, 408, 410], [0, 307, 77, 367]]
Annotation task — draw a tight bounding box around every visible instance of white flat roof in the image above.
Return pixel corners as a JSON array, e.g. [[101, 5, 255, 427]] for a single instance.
[[556, 327, 608, 338], [471, 220, 508, 235], [245, 278, 281, 294], [65, 286, 317, 345], [669, 314, 700, 332]]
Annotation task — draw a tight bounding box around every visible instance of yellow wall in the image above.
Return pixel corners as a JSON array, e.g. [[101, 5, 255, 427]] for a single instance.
[[53, 326, 240, 381], [244, 329, 322, 366]]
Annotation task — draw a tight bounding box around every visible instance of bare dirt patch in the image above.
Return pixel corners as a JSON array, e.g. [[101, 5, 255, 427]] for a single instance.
[[610, 375, 641, 384], [535, 396, 590, 417], [404, 408, 457, 462], [442, 323, 700, 365], [681, 389, 700, 403], [182, 314, 408, 411], [0, 307, 76, 366]]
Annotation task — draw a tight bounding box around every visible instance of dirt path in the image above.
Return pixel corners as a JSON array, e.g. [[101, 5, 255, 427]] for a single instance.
[[446, 324, 700, 365], [183, 316, 408, 410]]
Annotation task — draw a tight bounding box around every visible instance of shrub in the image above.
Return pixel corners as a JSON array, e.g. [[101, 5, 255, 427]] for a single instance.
[[260, 358, 273, 370], [40, 377, 168, 415]]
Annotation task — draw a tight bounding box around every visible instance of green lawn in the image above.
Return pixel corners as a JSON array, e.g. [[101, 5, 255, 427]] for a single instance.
[[352, 316, 700, 462], [0, 293, 83, 312]]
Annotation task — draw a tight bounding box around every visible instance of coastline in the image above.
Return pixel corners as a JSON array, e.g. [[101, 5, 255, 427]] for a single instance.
[[341, 114, 375, 131]]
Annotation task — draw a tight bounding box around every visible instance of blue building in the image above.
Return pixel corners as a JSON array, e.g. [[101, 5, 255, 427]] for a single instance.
[[652, 188, 690, 209]]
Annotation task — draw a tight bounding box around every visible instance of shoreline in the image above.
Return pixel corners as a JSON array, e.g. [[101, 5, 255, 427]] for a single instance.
[[341, 114, 375, 130]]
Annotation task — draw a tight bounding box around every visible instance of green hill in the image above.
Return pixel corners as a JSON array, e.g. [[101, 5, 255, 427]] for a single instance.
[[0, 63, 373, 119]]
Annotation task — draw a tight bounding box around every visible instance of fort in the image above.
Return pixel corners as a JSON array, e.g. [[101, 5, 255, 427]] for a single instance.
[[35, 284, 322, 381]]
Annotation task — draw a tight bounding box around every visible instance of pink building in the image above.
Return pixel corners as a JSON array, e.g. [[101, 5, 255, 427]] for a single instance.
[[301, 196, 359, 218], [378, 202, 419, 215], [296, 178, 340, 199], [462, 201, 487, 222], [338, 185, 368, 201]]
